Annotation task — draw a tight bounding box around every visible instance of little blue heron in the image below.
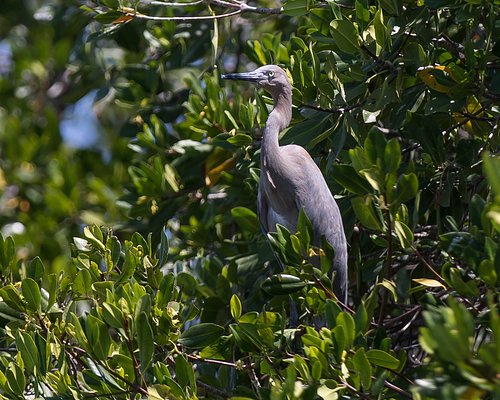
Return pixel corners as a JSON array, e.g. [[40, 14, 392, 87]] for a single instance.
[[222, 65, 348, 303]]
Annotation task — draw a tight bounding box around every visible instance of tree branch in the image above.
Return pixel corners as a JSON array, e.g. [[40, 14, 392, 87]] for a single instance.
[[300, 100, 366, 115], [119, 0, 282, 22]]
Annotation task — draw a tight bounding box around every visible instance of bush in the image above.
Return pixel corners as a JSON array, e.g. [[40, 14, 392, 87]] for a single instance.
[[0, 0, 499, 398]]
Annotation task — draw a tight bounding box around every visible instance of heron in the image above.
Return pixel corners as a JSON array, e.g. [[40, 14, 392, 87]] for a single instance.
[[222, 65, 348, 304]]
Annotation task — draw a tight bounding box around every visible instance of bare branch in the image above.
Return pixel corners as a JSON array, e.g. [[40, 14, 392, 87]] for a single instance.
[[123, 7, 242, 21], [143, 0, 205, 6], [119, 0, 282, 22]]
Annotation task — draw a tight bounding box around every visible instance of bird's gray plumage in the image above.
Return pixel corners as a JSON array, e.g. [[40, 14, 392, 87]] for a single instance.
[[222, 65, 348, 303]]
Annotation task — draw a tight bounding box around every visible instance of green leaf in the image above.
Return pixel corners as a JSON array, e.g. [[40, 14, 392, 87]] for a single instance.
[[366, 349, 399, 369], [351, 196, 384, 231], [174, 354, 196, 390], [0, 234, 16, 273], [354, 302, 369, 333], [330, 20, 360, 55], [73, 269, 92, 296], [21, 278, 41, 312], [353, 347, 372, 390], [297, 209, 313, 252], [27, 256, 45, 282], [86, 314, 111, 360], [106, 234, 122, 272], [35, 332, 49, 375], [83, 225, 106, 252], [227, 133, 253, 147], [230, 294, 242, 321], [336, 312, 355, 349], [5, 362, 26, 396], [0, 285, 26, 312], [231, 206, 259, 234], [261, 274, 307, 295], [100, 0, 120, 7], [384, 138, 401, 174], [292, 355, 311, 381], [15, 331, 39, 373], [230, 322, 266, 350], [94, 10, 124, 24], [101, 302, 124, 329], [325, 299, 342, 328], [178, 323, 225, 348], [280, 113, 330, 147], [394, 220, 414, 249], [116, 242, 139, 284], [393, 173, 418, 206], [283, 0, 309, 16], [379, 0, 401, 15], [373, 8, 388, 51], [360, 168, 383, 192], [137, 311, 154, 372], [157, 273, 175, 309], [478, 259, 497, 286], [483, 154, 500, 197], [469, 193, 485, 228], [365, 127, 387, 165], [332, 165, 372, 195]]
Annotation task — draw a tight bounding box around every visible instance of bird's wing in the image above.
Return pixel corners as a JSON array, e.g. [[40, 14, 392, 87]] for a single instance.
[[257, 188, 270, 235], [283, 145, 348, 301]]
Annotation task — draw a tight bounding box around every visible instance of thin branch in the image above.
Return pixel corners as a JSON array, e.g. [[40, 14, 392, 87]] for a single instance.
[[384, 305, 421, 327], [186, 354, 239, 368], [340, 380, 371, 399], [246, 359, 263, 399], [120, 0, 282, 22], [123, 317, 146, 391], [384, 379, 412, 399], [412, 246, 447, 284], [300, 100, 365, 114], [144, 0, 204, 6], [123, 8, 242, 21]]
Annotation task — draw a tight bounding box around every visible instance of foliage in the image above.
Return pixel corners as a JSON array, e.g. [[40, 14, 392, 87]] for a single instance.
[[1, 0, 499, 399]]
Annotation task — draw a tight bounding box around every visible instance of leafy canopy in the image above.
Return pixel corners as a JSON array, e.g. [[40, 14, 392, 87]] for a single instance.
[[0, 0, 499, 399]]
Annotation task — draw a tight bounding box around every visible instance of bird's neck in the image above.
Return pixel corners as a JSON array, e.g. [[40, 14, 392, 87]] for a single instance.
[[261, 89, 292, 161]]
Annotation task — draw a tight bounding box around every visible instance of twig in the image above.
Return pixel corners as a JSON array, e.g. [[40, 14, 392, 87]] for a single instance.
[[246, 359, 263, 399], [186, 353, 239, 368], [123, 8, 242, 21], [118, 0, 282, 22], [145, 0, 204, 6], [384, 305, 421, 327], [312, 276, 359, 316], [300, 100, 365, 115], [384, 379, 412, 399], [340, 380, 371, 399], [67, 346, 149, 396], [412, 246, 447, 284], [123, 317, 146, 391]]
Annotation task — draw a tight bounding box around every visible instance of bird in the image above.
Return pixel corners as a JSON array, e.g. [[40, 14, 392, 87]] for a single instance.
[[222, 65, 348, 304]]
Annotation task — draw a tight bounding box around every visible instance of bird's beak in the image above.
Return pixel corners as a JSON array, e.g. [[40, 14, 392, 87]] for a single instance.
[[221, 71, 262, 82]]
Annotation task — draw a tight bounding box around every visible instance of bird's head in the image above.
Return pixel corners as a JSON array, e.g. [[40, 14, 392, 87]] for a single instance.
[[222, 65, 291, 100]]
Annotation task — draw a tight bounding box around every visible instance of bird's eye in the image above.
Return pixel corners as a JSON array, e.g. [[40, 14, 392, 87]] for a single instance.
[[268, 71, 274, 77]]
